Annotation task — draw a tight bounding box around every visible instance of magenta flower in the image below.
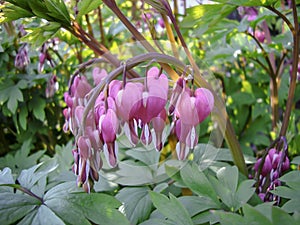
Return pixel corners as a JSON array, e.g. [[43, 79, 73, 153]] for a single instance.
[[15, 43, 30, 70], [253, 146, 290, 203]]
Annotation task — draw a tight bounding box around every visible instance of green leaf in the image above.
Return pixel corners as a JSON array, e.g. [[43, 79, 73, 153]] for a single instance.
[[116, 187, 152, 224], [0, 82, 24, 113], [70, 193, 130, 225], [17, 162, 57, 191], [32, 205, 65, 225], [150, 192, 193, 225], [44, 0, 71, 26], [243, 204, 272, 225], [0, 168, 15, 192], [178, 196, 220, 217], [125, 147, 160, 168], [114, 160, 154, 185], [271, 206, 297, 225], [279, 170, 300, 190], [21, 22, 61, 48], [217, 166, 238, 193], [0, 192, 40, 225], [213, 210, 244, 225], [28, 96, 46, 121], [140, 218, 175, 225], [0, 3, 34, 22], [77, 0, 102, 20], [19, 104, 28, 130], [180, 163, 219, 205]]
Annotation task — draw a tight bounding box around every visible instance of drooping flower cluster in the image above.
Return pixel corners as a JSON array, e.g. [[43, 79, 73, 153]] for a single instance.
[[63, 66, 214, 192], [15, 43, 30, 70], [253, 147, 290, 203]]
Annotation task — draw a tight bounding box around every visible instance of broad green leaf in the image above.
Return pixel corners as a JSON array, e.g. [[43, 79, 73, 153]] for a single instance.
[[77, 0, 102, 20], [28, 96, 46, 121], [282, 199, 300, 213], [18, 162, 57, 191], [279, 170, 300, 190], [114, 160, 154, 185], [213, 210, 244, 225], [272, 186, 300, 199], [71, 193, 130, 225], [192, 210, 219, 225], [291, 156, 300, 165], [0, 168, 15, 192], [140, 218, 175, 225], [19, 104, 28, 130], [31, 205, 65, 225], [235, 180, 256, 207], [150, 192, 193, 225], [0, 192, 40, 225], [271, 206, 297, 225], [179, 196, 220, 217], [125, 146, 160, 169], [116, 187, 152, 224], [243, 204, 272, 225], [180, 163, 219, 205], [217, 166, 238, 193]]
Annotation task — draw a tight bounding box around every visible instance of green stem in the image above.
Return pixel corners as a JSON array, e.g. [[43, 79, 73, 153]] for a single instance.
[[0, 184, 44, 204], [279, 0, 299, 136]]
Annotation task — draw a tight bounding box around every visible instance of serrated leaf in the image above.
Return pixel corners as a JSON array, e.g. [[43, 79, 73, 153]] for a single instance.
[[7, 86, 23, 113], [77, 0, 102, 19], [21, 22, 60, 48], [0, 3, 34, 22], [180, 163, 219, 205], [150, 192, 193, 225], [116, 187, 152, 224]]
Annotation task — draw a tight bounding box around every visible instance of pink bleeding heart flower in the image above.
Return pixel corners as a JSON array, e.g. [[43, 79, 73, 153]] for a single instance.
[[116, 82, 143, 145], [194, 88, 214, 123], [93, 67, 107, 85], [135, 67, 169, 145], [72, 76, 91, 99], [174, 119, 198, 160], [99, 108, 119, 167], [109, 80, 122, 100], [152, 108, 168, 151], [169, 77, 185, 115]]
